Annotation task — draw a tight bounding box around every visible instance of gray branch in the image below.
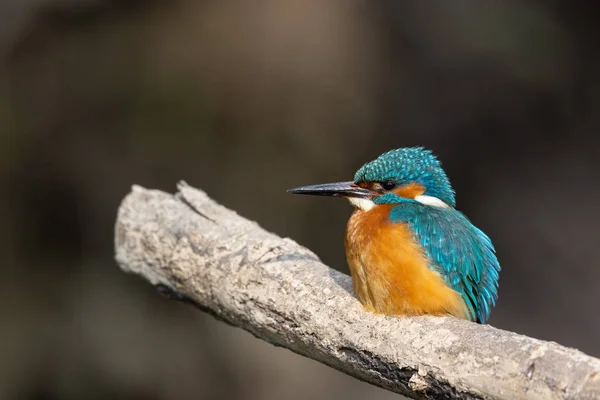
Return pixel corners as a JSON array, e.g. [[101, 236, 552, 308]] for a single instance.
[[114, 182, 600, 400]]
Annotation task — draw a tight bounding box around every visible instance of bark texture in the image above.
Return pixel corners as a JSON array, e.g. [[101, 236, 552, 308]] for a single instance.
[[114, 182, 600, 400]]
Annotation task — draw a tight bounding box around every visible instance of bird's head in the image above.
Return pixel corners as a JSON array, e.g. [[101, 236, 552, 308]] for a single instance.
[[288, 147, 455, 211]]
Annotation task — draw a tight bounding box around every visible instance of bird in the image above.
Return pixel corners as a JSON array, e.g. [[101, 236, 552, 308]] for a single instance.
[[287, 147, 500, 323]]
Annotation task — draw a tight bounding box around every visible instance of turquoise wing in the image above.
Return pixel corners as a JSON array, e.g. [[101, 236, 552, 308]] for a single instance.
[[389, 203, 500, 323]]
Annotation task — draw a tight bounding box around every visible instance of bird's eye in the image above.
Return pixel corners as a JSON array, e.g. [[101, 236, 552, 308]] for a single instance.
[[381, 180, 397, 191]]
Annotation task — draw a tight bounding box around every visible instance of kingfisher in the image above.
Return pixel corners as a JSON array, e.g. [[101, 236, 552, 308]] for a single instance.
[[288, 147, 500, 323]]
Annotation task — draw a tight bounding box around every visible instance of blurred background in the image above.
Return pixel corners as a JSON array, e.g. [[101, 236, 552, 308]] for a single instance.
[[1, 1, 599, 399]]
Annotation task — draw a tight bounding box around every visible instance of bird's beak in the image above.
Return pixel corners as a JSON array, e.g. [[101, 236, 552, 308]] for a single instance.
[[287, 181, 372, 198]]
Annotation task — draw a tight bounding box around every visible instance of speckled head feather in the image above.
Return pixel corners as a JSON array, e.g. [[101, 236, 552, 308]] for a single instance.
[[354, 147, 456, 207]]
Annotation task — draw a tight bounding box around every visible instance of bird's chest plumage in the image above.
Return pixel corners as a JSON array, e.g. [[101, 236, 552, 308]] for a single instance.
[[344, 205, 467, 318]]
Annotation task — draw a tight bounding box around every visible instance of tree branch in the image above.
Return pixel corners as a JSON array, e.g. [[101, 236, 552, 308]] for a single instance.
[[114, 182, 600, 400]]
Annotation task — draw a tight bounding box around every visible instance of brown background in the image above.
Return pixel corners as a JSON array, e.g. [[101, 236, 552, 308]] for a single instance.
[[1, 1, 599, 399]]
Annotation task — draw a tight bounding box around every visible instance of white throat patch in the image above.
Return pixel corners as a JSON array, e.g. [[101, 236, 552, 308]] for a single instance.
[[347, 197, 375, 211], [414, 195, 450, 208], [347, 195, 449, 211]]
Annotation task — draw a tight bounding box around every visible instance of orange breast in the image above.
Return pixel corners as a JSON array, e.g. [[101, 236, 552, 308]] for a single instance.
[[344, 204, 467, 318]]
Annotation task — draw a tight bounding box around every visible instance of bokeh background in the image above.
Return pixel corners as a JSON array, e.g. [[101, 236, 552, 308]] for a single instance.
[[2, 1, 600, 399]]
